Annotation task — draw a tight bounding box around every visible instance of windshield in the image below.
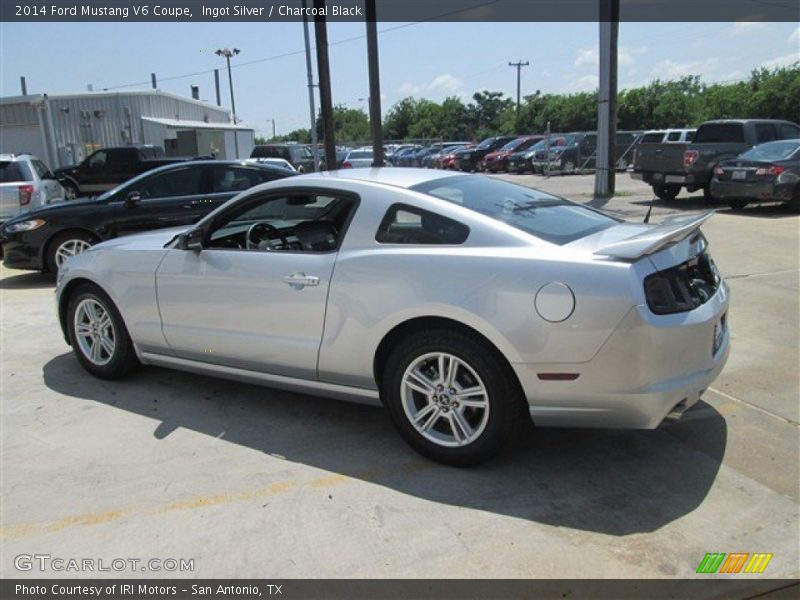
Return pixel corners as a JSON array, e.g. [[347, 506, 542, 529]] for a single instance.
[[410, 175, 619, 245], [475, 137, 496, 150], [739, 140, 799, 161]]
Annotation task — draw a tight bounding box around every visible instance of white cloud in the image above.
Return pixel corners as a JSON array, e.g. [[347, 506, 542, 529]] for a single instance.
[[571, 74, 599, 91], [651, 58, 720, 80], [398, 82, 422, 95], [731, 21, 767, 35], [429, 74, 463, 93], [574, 48, 598, 68], [761, 53, 800, 69], [789, 27, 800, 47]]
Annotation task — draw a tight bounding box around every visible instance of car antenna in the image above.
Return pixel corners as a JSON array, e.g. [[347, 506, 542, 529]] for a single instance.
[[643, 195, 655, 224]]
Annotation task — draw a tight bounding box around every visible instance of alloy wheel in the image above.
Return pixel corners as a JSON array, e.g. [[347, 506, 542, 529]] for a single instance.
[[55, 239, 92, 268], [400, 352, 490, 448], [73, 298, 116, 366]]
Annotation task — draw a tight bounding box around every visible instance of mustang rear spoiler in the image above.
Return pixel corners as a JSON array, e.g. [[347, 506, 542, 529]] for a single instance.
[[594, 211, 715, 260]]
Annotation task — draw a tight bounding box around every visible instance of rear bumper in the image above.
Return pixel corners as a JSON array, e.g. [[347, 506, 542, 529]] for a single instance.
[[710, 178, 796, 202], [513, 282, 730, 429]]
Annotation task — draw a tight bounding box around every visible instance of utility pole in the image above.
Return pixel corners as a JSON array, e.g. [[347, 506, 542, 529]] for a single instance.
[[508, 60, 529, 132], [269, 119, 276, 139], [302, 0, 319, 171], [150, 73, 157, 89], [20, 76, 27, 95], [365, 0, 384, 166], [215, 47, 241, 158], [213, 69, 221, 106], [594, 0, 619, 198], [314, 0, 336, 171]]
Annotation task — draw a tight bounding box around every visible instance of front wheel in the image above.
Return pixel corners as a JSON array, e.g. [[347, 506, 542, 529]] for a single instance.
[[382, 329, 527, 466], [66, 284, 140, 379]]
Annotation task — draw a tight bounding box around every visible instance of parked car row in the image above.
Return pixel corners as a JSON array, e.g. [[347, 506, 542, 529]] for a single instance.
[[630, 118, 800, 211]]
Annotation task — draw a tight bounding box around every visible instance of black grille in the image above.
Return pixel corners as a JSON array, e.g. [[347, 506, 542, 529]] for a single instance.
[[644, 253, 720, 315]]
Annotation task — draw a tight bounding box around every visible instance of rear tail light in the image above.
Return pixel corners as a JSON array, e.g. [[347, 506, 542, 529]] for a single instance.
[[683, 150, 699, 167], [18, 184, 34, 206], [755, 165, 785, 176], [644, 253, 719, 315], [713, 165, 724, 176], [342, 161, 352, 168]]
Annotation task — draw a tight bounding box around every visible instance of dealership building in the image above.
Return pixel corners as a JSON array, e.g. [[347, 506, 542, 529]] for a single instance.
[[0, 89, 255, 169]]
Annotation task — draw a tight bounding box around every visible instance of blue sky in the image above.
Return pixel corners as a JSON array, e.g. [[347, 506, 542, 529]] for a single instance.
[[2, 21, 798, 138]]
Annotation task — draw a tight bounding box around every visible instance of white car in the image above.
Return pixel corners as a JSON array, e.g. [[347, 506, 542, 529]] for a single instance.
[[55, 169, 729, 465], [0, 154, 65, 223]]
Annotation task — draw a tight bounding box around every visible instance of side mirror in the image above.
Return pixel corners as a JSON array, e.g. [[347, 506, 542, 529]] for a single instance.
[[124, 191, 141, 208], [178, 228, 204, 252]]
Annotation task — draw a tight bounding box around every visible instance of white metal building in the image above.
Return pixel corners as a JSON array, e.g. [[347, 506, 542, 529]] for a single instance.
[[0, 90, 255, 169]]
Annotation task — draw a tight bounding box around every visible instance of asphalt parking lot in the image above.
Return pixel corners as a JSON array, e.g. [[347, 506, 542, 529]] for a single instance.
[[1, 173, 798, 580]]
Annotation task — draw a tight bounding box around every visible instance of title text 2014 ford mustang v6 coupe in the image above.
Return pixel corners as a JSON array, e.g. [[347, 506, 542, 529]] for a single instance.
[[55, 169, 729, 465]]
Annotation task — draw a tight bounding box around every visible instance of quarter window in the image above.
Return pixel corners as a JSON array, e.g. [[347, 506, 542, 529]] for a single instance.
[[376, 204, 469, 245], [755, 124, 777, 144]]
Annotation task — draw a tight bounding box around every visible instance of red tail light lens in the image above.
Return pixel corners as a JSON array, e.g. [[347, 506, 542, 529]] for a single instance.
[[19, 184, 34, 206], [755, 165, 785, 176], [342, 161, 352, 168], [683, 150, 699, 167]]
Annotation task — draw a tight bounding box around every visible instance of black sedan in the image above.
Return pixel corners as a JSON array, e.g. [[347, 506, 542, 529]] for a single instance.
[[0, 160, 295, 275], [710, 139, 800, 211]]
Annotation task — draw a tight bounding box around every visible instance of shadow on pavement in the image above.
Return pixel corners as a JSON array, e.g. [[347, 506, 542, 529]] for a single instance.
[[0, 271, 54, 290], [43, 352, 727, 537]]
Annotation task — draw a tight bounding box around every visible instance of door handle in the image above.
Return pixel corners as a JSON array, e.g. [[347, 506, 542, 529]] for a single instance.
[[282, 272, 320, 289]]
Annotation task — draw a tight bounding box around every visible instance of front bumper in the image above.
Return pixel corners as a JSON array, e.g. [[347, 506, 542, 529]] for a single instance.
[[513, 283, 730, 429], [1, 232, 44, 270]]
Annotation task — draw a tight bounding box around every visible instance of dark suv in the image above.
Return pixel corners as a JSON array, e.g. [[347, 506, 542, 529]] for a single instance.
[[454, 136, 517, 172], [250, 144, 316, 172]]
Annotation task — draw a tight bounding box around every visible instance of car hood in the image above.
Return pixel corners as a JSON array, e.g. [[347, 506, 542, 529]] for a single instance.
[[2, 196, 102, 225], [93, 226, 190, 252]]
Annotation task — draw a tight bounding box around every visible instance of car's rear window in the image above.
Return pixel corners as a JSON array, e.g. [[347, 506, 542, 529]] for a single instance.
[[640, 133, 665, 144], [0, 161, 32, 183], [739, 140, 800, 161], [411, 175, 619, 245], [251, 146, 283, 159], [348, 151, 372, 159], [693, 123, 745, 143]]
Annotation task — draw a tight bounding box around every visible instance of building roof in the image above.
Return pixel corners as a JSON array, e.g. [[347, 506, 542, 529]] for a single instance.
[[0, 89, 227, 113], [141, 117, 253, 131]]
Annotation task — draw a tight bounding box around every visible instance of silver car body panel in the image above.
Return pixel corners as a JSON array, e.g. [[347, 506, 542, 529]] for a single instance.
[[57, 168, 730, 428]]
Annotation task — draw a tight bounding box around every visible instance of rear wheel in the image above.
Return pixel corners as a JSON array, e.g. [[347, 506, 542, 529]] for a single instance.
[[66, 284, 139, 379], [653, 184, 680, 201], [560, 159, 575, 174], [382, 329, 527, 466], [46, 231, 98, 275]]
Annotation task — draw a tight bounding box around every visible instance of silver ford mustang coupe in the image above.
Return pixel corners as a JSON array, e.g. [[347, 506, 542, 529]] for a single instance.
[[55, 168, 729, 465]]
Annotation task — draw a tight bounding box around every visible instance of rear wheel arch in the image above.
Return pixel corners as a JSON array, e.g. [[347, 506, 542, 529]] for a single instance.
[[372, 316, 524, 397]]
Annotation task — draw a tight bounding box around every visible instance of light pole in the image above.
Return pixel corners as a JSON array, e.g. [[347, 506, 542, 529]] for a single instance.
[[216, 47, 241, 158], [508, 60, 529, 132]]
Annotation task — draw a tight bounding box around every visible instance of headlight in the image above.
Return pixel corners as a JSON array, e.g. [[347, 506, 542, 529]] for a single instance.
[[4, 219, 46, 233]]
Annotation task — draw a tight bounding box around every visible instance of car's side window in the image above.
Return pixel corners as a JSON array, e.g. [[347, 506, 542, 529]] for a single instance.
[[87, 151, 107, 167], [206, 193, 357, 253], [778, 124, 800, 139], [136, 167, 203, 200], [376, 203, 469, 245], [755, 124, 777, 144], [208, 166, 269, 193]]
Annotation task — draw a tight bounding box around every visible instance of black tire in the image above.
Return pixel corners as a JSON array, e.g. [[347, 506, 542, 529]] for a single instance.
[[382, 329, 527, 466], [786, 188, 800, 214], [45, 230, 98, 275], [653, 184, 680, 201], [703, 183, 716, 205], [66, 283, 140, 379], [560, 159, 575, 174], [728, 199, 748, 210], [62, 181, 79, 200]]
